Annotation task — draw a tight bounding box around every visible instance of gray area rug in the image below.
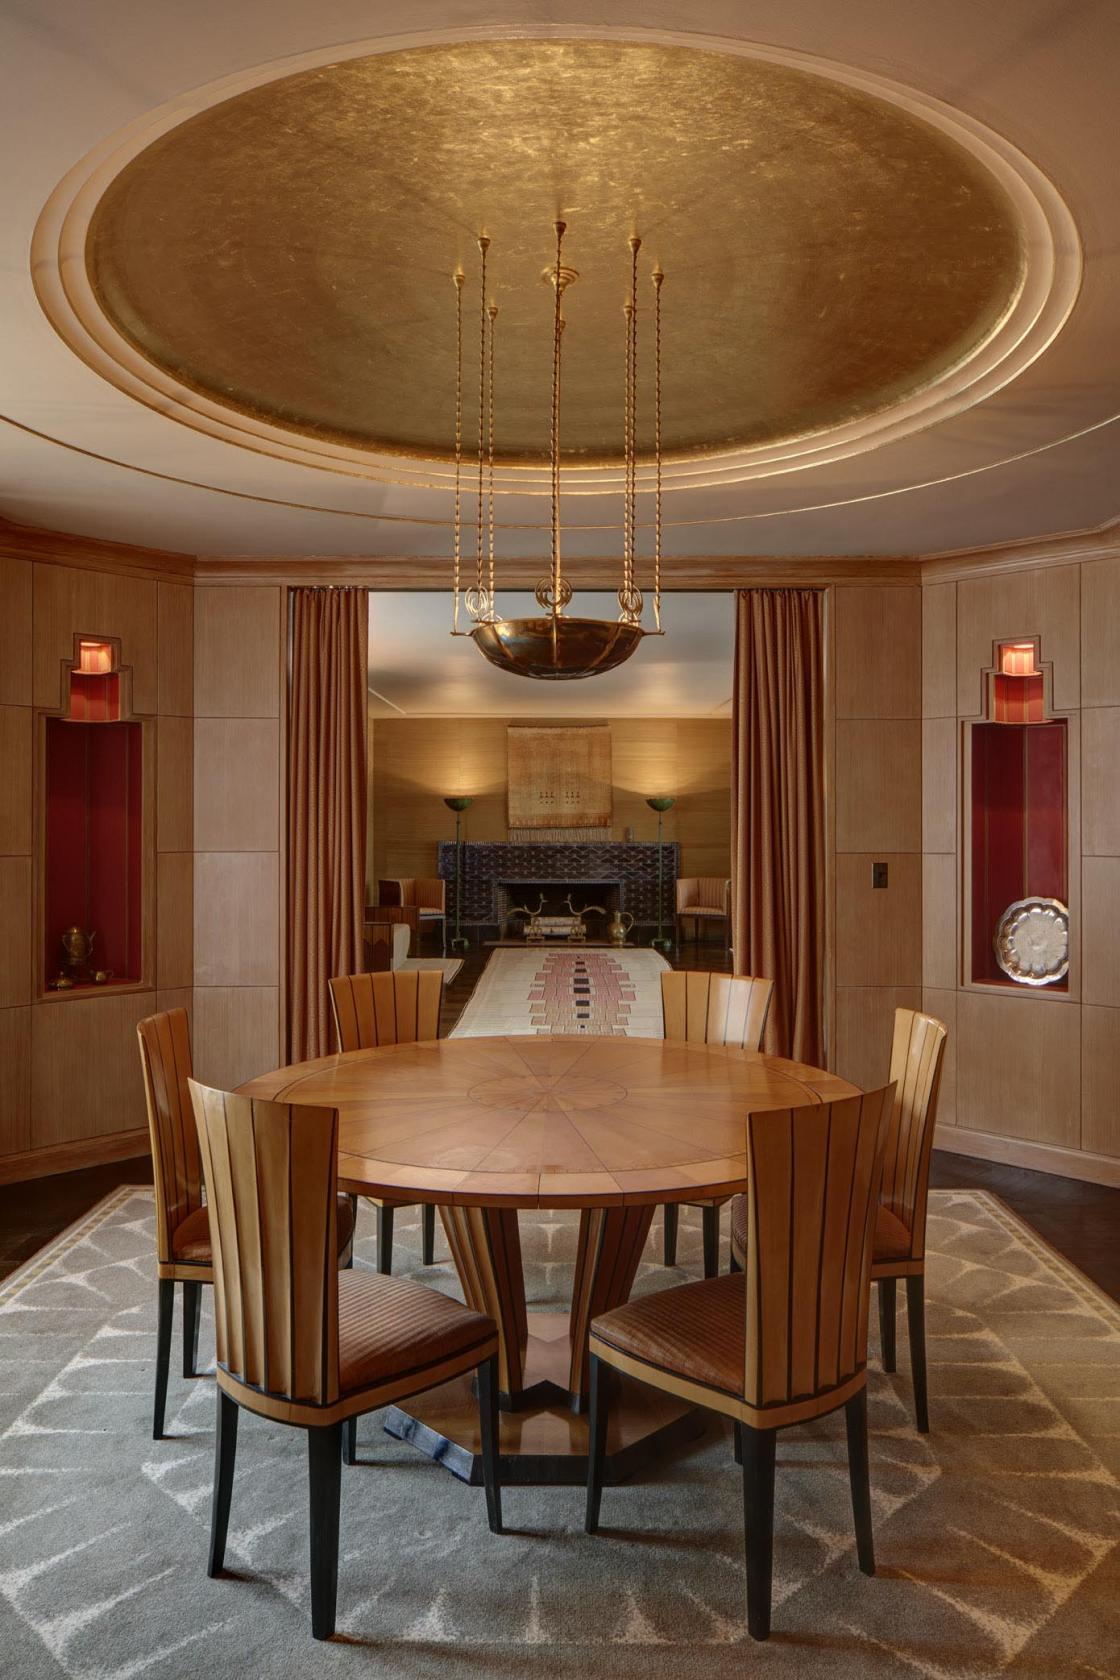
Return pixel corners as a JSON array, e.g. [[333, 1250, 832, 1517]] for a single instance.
[[1, 1190, 1118, 1678]]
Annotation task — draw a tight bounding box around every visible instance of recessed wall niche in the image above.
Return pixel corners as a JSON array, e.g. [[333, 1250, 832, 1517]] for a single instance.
[[40, 634, 150, 995], [967, 638, 1069, 991]]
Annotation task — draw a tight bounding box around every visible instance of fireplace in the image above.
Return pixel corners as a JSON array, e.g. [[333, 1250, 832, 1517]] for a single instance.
[[437, 840, 679, 937]]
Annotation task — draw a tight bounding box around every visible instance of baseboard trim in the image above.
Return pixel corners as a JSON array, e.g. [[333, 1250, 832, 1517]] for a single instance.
[[0, 1128, 151, 1185], [935, 1124, 1120, 1188]]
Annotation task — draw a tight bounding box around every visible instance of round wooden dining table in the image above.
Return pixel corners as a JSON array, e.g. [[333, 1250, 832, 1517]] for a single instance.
[[240, 1033, 858, 1484]]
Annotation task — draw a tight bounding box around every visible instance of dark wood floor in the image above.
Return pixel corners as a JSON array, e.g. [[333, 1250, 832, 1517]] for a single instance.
[[3, 932, 1117, 1299]]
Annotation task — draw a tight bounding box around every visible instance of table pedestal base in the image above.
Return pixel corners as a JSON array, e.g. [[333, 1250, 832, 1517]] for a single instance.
[[385, 1317, 705, 1486]]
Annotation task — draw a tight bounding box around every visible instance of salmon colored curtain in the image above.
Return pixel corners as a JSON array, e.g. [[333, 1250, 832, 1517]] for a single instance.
[[731, 589, 825, 1064], [288, 588, 368, 1061]]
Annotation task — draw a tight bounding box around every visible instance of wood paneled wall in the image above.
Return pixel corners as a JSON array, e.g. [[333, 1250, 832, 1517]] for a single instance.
[[920, 555, 1120, 1185], [368, 715, 732, 891], [830, 586, 924, 1090], [0, 555, 194, 1179], [191, 585, 284, 1093]]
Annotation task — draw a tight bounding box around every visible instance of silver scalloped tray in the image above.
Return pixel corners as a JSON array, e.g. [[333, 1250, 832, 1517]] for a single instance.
[[994, 896, 1069, 986]]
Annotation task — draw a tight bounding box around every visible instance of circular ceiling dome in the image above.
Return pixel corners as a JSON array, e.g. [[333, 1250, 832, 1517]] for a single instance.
[[80, 38, 1025, 469]]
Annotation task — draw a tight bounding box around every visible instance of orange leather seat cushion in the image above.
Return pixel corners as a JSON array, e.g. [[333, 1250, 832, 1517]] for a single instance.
[[592, 1271, 746, 1398], [337, 1271, 496, 1396], [172, 1194, 356, 1265], [171, 1205, 212, 1263], [874, 1206, 913, 1260]]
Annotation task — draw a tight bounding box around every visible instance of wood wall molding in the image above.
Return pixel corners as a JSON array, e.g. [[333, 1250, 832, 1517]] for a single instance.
[[195, 554, 921, 588], [0, 1126, 150, 1185], [933, 1123, 1120, 1189], [921, 518, 1120, 583], [0, 516, 195, 583]]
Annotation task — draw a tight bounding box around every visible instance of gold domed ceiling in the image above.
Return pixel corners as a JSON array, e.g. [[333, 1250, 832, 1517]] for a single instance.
[[85, 39, 1023, 467]]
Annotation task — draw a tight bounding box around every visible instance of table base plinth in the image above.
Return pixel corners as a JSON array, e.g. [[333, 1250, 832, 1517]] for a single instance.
[[384, 1338, 705, 1487]]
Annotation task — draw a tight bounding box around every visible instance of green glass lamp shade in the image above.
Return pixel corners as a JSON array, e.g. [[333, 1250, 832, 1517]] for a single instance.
[[645, 795, 676, 813], [444, 795, 473, 812]]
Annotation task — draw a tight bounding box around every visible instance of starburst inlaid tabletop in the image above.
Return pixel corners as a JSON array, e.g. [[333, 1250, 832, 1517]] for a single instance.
[[239, 1034, 858, 1208]]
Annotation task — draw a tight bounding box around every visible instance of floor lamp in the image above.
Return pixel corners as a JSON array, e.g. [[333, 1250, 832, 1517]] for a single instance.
[[444, 795, 473, 953], [645, 795, 676, 954]]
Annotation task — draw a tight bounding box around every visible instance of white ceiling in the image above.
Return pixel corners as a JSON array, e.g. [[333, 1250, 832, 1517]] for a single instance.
[[368, 593, 734, 717], [2, 1, 1119, 562]]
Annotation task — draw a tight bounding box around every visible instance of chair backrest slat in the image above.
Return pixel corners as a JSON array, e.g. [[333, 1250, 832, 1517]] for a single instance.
[[329, 969, 444, 1053], [189, 1081, 340, 1406], [742, 1086, 894, 1410], [880, 1009, 948, 1259], [661, 970, 773, 1051], [136, 1008, 204, 1264]]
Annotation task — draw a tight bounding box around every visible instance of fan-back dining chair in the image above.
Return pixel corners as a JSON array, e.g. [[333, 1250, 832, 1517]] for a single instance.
[[658, 971, 773, 1278], [731, 1007, 947, 1432], [188, 1079, 502, 1641], [871, 1008, 948, 1433], [675, 877, 731, 952], [328, 969, 444, 1273], [137, 1008, 356, 1439], [587, 1085, 894, 1641]]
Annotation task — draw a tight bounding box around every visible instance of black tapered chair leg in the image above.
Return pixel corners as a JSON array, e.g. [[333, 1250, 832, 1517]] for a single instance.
[[376, 1205, 394, 1276], [877, 1276, 897, 1372], [477, 1355, 503, 1534], [308, 1422, 343, 1640], [422, 1203, 436, 1267], [585, 1354, 609, 1533], [343, 1416, 357, 1466], [702, 1205, 720, 1279], [153, 1278, 174, 1439], [906, 1273, 930, 1433], [662, 1204, 679, 1267], [844, 1386, 875, 1574], [733, 1420, 743, 1464], [208, 1389, 239, 1576], [182, 1280, 202, 1378], [741, 1425, 777, 1641]]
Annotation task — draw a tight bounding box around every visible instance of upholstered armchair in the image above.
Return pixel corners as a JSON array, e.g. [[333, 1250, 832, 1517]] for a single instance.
[[377, 877, 447, 953], [676, 877, 731, 951]]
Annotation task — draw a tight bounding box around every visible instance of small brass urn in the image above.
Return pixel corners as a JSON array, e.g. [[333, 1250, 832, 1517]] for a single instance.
[[607, 909, 634, 946], [60, 925, 96, 982]]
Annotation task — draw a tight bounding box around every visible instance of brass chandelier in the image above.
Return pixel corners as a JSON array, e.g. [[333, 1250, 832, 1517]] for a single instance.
[[450, 221, 665, 679]]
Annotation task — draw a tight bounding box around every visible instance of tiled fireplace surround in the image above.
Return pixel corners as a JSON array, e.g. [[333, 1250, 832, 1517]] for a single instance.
[[436, 841, 680, 936]]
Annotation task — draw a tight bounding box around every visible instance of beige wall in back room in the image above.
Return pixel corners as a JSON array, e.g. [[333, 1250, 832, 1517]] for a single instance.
[[367, 714, 733, 891]]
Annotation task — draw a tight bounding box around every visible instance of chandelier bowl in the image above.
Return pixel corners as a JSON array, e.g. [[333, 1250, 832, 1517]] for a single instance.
[[469, 616, 647, 680]]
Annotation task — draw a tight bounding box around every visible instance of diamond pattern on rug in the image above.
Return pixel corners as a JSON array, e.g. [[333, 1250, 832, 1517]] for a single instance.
[[1, 1191, 1118, 1678], [527, 951, 639, 1034]]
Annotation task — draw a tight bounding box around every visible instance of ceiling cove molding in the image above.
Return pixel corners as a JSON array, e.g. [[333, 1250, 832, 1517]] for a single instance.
[[32, 22, 1081, 497], [920, 517, 1120, 583], [193, 555, 921, 588], [0, 516, 195, 582]]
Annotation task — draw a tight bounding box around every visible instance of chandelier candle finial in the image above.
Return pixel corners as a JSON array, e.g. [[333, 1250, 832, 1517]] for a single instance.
[[453, 221, 666, 678]]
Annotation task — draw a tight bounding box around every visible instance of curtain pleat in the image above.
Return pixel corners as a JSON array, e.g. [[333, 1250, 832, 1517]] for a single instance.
[[287, 588, 368, 1061], [731, 589, 825, 1065]]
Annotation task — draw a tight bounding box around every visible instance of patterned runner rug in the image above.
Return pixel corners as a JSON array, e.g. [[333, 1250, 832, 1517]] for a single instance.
[[1, 1190, 1117, 1677], [450, 946, 670, 1037]]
